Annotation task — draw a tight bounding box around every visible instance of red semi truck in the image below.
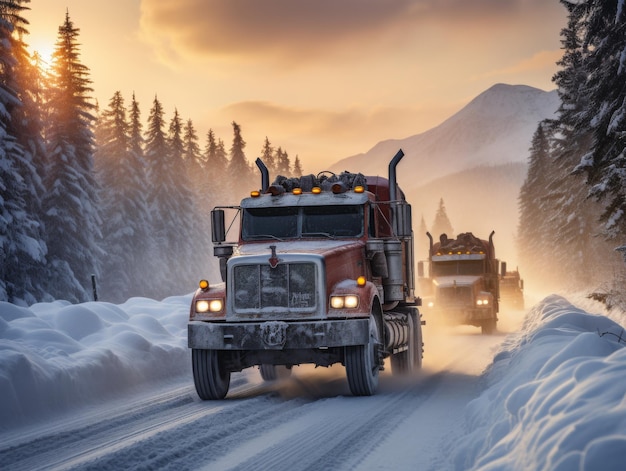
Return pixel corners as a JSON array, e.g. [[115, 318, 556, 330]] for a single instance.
[[188, 149, 423, 399], [420, 231, 500, 334]]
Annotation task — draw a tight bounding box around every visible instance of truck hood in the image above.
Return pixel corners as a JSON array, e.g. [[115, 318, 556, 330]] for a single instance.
[[433, 275, 482, 288], [234, 240, 364, 258]]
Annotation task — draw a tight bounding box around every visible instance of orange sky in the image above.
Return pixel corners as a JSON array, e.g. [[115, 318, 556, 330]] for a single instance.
[[27, 0, 567, 173]]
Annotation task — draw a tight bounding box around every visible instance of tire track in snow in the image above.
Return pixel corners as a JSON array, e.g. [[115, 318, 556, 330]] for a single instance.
[[202, 372, 445, 470], [0, 373, 277, 471]]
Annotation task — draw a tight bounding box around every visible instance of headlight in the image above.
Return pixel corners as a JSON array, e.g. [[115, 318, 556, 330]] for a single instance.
[[196, 299, 224, 313], [476, 299, 489, 306], [330, 295, 359, 309], [196, 300, 210, 312], [427, 301, 435, 308], [209, 299, 223, 312]]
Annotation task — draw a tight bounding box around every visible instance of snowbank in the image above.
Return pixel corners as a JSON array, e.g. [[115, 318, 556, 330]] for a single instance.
[[455, 294, 626, 470], [0, 295, 191, 428]]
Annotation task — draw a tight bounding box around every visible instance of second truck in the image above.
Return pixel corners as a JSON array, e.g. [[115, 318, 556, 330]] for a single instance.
[[188, 149, 423, 399], [419, 231, 501, 334]]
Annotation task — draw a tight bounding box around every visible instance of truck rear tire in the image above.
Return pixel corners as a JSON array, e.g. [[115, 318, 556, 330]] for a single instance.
[[481, 318, 497, 335], [390, 312, 422, 374], [192, 349, 231, 400], [259, 364, 292, 381], [345, 313, 380, 396]]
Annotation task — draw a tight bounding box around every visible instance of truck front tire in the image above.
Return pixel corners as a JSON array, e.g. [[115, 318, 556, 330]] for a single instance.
[[345, 313, 380, 396], [192, 349, 231, 400]]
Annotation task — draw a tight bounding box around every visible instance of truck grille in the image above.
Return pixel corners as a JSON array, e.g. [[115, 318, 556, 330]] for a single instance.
[[233, 263, 317, 311], [439, 286, 472, 306]]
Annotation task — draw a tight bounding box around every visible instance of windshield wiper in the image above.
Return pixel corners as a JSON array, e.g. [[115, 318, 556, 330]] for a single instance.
[[301, 232, 335, 239], [246, 234, 285, 241]]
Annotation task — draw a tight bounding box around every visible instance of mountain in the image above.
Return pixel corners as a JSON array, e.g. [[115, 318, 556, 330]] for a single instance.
[[329, 83, 560, 265], [331, 83, 559, 190]]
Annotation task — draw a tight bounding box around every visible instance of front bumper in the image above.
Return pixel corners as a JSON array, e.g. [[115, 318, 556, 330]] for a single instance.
[[188, 318, 369, 350]]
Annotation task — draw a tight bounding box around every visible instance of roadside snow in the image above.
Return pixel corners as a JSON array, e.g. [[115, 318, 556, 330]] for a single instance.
[[0, 295, 190, 428], [455, 294, 626, 470], [1, 293, 626, 469]]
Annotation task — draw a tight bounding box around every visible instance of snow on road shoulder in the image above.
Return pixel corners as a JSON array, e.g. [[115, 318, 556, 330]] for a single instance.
[[455, 294, 626, 470], [0, 295, 191, 429]]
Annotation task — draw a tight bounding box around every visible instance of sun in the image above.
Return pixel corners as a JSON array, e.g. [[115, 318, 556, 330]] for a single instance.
[[30, 40, 55, 71]]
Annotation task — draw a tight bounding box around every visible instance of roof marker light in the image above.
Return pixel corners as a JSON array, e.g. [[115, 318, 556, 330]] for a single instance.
[[293, 188, 302, 195], [354, 186, 365, 193], [312, 187, 322, 194]]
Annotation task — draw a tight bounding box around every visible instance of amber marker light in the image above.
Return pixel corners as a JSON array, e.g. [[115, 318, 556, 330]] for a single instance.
[[354, 186, 365, 193], [312, 187, 322, 194], [199, 279, 209, 290], [356, 276, 366, 287], [293, 188, 302, 195], [250, 190, 261, 197]]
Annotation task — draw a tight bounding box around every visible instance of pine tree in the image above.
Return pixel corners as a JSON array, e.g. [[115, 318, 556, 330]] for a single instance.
[[518, 122, 554, 283], [431, 198, 454, 239], [203, 128, 229, 204], [227, 121, 252, 198], [42, 11, 102, 302], [544, 1, 609, 288], [293, 155, 303, 176], [94, 91, 152, 302], [274, 146, 290, 176], [575, 1, 626, 241], [0, 0, 49, 303], [260, 136, 275, 176], [144, 100, 199, 296]]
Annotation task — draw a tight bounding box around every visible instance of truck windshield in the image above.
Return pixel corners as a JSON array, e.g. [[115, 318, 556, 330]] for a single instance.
[[241, 205, 363, 240], [432, 260, 484, 276]]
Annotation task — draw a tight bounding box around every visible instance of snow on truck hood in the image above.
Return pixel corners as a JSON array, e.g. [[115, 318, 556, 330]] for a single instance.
[[433, 275, 482, 288]]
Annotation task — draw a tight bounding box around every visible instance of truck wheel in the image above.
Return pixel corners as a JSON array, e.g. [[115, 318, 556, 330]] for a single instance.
[[390, 311, 423, 375], [412, 311, 424, 369], [192, 349, 231, 400], [481, 318, 497, 335], [345, 313, 380, 396], [259, 364, 292, 381]]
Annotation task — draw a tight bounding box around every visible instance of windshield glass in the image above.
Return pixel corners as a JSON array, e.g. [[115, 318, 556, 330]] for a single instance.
[[432, 260, 485, 277], [302, 205, 363, 237], [242, 207, 298, 239], [241, 205, 363, 240]]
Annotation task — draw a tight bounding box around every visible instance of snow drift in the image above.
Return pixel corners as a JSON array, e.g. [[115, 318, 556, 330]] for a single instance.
[[456, 294, 626, 470], [0, 296, 190, 428]]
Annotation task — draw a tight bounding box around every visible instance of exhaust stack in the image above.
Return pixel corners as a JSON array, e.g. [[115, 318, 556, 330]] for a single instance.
[[255, 158, 269, 192], [388, 149, 404, 202]]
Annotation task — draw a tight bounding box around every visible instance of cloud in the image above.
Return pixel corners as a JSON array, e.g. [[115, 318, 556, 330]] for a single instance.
[[138, 0, 563, 66], [213, 100, 459, 163], [473, 50, 563, 81]]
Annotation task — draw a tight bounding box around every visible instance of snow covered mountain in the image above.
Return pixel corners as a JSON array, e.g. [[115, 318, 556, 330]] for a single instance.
[[331, 83, 559, 188]]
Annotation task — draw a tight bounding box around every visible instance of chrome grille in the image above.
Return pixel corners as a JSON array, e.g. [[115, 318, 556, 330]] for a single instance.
[[439, 286, 472, 306], [233, 263, 317, 311]]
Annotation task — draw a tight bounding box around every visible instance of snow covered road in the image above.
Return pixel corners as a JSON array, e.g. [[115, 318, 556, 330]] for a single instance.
[[0, 313, 517, 471]]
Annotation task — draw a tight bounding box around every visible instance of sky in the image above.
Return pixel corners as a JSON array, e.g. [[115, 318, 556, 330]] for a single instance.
[[2, 293, 626, 469], [26, 0, 568, 172]]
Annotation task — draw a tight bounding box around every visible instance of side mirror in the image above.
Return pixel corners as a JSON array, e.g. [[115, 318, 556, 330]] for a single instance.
[[211, 209, 226, 243]]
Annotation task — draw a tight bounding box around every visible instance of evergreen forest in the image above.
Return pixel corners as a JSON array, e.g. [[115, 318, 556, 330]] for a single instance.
[[1, 1, 625, 307]]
